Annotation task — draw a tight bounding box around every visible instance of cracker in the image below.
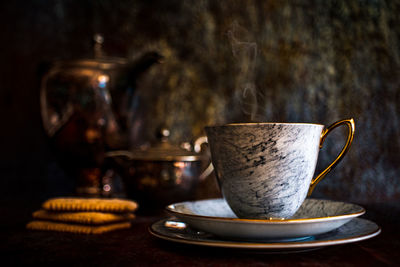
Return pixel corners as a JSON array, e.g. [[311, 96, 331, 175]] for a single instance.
[[26, 220, 131, 234], [42, 198, 138, 213], [33, 210, 135, 225]]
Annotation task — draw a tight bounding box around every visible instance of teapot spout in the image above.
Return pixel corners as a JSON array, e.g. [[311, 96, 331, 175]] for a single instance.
[[125, 51, 163, 84], [112, 51, 163, 135]]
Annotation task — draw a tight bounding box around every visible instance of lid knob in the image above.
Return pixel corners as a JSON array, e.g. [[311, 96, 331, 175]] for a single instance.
[[93, 33, 104, 59], [157, 128, 170, 143]]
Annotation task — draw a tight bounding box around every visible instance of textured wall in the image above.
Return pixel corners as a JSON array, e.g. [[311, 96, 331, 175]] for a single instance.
[[1, 0, 399, 206]]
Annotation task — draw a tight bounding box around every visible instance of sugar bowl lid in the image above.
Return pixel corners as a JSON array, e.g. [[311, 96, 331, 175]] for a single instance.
[[128, 129, 205, 162]]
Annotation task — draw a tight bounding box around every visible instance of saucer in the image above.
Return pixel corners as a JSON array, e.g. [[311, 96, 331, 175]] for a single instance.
[[149, 217, 380, 251], [166, 198, 365, 240]]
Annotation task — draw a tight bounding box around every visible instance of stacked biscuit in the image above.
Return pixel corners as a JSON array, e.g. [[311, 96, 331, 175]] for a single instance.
[[26, 198, 138, 234]]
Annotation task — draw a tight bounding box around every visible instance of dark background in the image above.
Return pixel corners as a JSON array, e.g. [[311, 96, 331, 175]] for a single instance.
[[0, 0, 399, 217]]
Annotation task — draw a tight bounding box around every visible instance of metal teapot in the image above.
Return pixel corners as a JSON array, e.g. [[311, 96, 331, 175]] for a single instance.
[[40, 34, 162, 195]]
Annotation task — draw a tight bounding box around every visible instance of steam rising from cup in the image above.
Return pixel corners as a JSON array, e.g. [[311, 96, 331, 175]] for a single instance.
[[227, 21, 262, 122]]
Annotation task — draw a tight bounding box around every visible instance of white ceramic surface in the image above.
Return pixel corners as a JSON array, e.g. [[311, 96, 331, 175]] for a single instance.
[[149, 217, 380, 251], [166, 198, 365, 240]]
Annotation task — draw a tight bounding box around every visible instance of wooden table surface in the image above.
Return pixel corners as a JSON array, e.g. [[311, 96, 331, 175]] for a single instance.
[[1, 199, 398, 266]]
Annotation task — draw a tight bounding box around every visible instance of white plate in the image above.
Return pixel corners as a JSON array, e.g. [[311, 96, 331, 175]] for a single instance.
[[149, 217, 380, 251], [166, 198, 365, 240]]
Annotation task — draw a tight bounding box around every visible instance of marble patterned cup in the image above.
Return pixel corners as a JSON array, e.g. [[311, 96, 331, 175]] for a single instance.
[[205, 119, 355, 219]]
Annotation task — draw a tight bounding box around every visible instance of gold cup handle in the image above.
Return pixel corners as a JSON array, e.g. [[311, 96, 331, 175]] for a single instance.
[[307, 118, 355, 196], [194, 136, 214, 181]]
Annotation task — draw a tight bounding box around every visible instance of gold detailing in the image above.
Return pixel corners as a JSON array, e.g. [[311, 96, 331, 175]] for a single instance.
[[308, 118, 355, 196], [149, 219, 381, 249], [194, 135, 214, 180], [166, 199, 365, 223]]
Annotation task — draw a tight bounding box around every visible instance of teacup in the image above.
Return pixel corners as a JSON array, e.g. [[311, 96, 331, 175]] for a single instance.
[[205, 119, 355, 219]]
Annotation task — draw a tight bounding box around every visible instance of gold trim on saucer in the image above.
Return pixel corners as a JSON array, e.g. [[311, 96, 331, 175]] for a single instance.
[[165, 198, 365, 224], [148, 218, 381, 250]]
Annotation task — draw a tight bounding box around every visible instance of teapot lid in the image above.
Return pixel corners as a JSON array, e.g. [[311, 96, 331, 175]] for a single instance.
[[53, 57, 127, 70], [129, 128, 205, 162], [52, 34, 128, 70]]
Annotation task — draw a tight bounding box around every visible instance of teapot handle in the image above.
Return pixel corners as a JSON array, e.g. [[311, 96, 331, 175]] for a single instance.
[[40, 66, 75, 137], [194, 136, 214, 181]]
